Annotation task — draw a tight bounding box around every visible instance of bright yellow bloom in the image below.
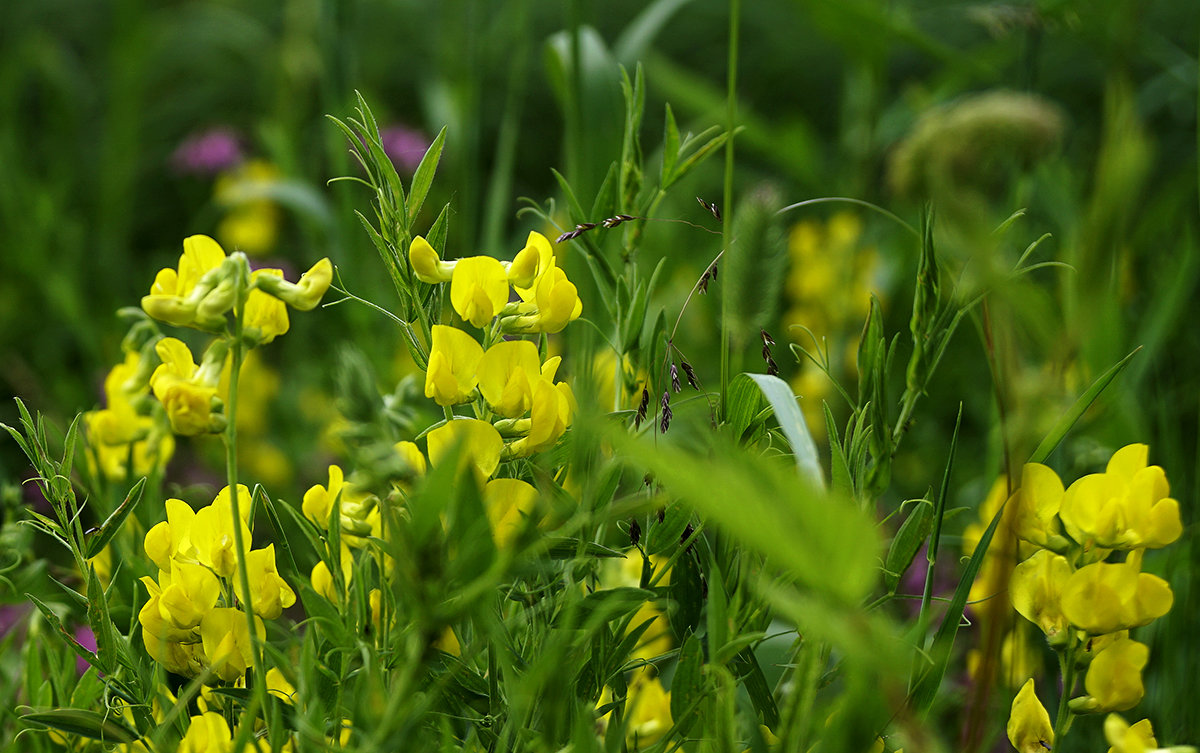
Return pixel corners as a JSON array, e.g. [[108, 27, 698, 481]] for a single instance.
[[156, 561, 221, 630], [427, 418, 503, 482], [483, 478, 539, 547], [410, 235, 455, 283], [190, 485, 253, 579], [144, 497, 197, 571], [302, 465, 380, 547], [267, 667, 297, 705], [84, 351, 175, 481], [244, 269, 290, 344], [1072, 638, 1149, 713], [477, 340, 542, 417], [311, 542, 353, 602], [199, 607, 264, 683], [450, 256, 509, 327], [235, 545, 295, 620], [1059, 444, 1182, 551], [1007, 678, 1054, 753], [142, 235, 230, 329], [150, 337, 227, 436], [502, 266, 582, 334], [1060, 550, 1173, 635], [506, 379, 575, 456], [508, 232, 545, 288], [1011, 549, 1072, 645], [178, 711, 232, 753], [252, 257, 333, 311], [1104, 715, 1158, 753], [424, 325, 485, 406], [395, 440, 427, 476], [1012, 462, 1070, 551]]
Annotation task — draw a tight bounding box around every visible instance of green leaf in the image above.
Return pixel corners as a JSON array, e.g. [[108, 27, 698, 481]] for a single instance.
[[670, 634, 705, 726], [408, 126, 448, 225], [1027, 347, 1140, 464], [542, 539, 628, 559], [824, 403, 853, 499], [882, 499, 933, 594], [554, 587, 657, 630], [85, 477, 146, 559], [731, 647, 780, 730], [644, 504, 690, 557], [25, 594, 99, 670], [725, 373, 767, 442], [909, 492, 1006, 712], [85, 566, 120, 674], [661, 103, 680, 185], [20, 709, 139, 743], [669, 552, 704, 642], [746, 374, 824, 487]]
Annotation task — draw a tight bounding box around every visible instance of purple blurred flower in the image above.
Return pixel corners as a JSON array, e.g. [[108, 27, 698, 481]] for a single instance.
[[0, 603, 31, 640], [379, 125, 430, 174], [171, 127, 245, 176], [74, 625, 97, 676]]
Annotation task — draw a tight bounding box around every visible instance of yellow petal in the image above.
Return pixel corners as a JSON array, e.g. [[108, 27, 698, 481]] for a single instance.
[[1007, 678, 1054, 753]]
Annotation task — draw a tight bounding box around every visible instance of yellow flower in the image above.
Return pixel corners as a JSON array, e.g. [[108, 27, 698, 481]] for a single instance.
[[190, 485, 254, 579], [508, 232, 545, 288], [252, 257, 333, 311], [1011, 549, 1072, 645], [625, 669, 673, 750], [424, 325, 485, 406], [477, 339, 542, 418], [502, 267, 582, 334], [302, 465, 380, 547], [1059, 444, 1182, 551], [1012, 463, 1070, 551], [1104, 715, 1158, 753], [178, 711, 232, 753], [156, 561, 221, 630], [505, 379, 575, 457], [483, 478, 539, 547], [311, 543, 353, 602], [142, 235, 230, 329], [1007, 678, 1054, 753], [235, 545, 295, 620], [450, 256, 509, 327], [144, 497, 197, 571], [244, 269, 290, 344], [1072, 638, 1149, 713], [199, 607, 264, 683], [84, 351, 175, 481], [427, 418, 503, 482], [150, 337, 227, 436], [1060, 550, 1173, 635], [267, 667, 297, 705], [410, 235, 455, 283], [394, 440, 427, 477]]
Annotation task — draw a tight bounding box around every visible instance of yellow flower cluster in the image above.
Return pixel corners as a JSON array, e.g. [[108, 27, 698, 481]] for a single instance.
[[83, 351, 176, 482], [1006, 444, 1183, 752], [138, 485, 295, 681]]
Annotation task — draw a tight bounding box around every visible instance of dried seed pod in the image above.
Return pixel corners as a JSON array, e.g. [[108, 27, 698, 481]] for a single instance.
[[681, 523, 694, 547], [629, 518, 642, 546], [680, 360, 699, 389], [760, 329, 775, 347], [659, 390, 672, 433], [670, 364, 681, 393], [761, 343, 773, 361], [766, 356, 779, 376], [634, 387, 650, 427]]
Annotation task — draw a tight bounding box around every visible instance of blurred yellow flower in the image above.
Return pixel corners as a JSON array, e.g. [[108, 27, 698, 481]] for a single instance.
[[1007, 678, 1053, 753], [427, 418, 503, 482], [1011, 548, 1072, 645], [483, 477, 539, 547], [199, 607, 263, 683], [215, 159, 281, 257], [150, 337, 227, 436], [1104, 715, 1158, 753], [1060, 550, 1173, 635]]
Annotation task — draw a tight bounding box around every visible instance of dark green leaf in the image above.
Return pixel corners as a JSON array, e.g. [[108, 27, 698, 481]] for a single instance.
[[21, 709, 139, 743], [746, 374, 824, 487], [670, 634, 705, 725], [85, 477, 146, 559], [1027, 347, 1140, 464], [408, 126, 447, 225], [882, 499, 933, 594]]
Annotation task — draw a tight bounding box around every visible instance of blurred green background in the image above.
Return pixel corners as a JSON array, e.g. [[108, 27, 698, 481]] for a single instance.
[[1, 0, 1198, 744]]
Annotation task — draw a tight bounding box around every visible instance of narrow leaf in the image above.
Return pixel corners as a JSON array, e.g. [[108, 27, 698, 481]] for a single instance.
[[746, 373, 825, 487], [407, 126, 448, 225], [85, 477, 146, 559], [21, 709, 139, 743]]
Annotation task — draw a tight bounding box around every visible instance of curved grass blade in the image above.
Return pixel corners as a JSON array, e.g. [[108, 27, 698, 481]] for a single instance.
[[20, 709, 139, 744], [1027, 346, 1140, 464], [747, 373, 824, 487]]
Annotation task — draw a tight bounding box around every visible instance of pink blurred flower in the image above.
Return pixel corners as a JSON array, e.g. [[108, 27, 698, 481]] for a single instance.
[[379, 125, 430, 173], [171, 127, 245, 176]]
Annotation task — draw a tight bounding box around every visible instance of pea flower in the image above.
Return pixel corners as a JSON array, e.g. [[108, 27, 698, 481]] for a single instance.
[[144, 497, 198, 571], [1059, 444, 1183, 551], [235, 544, 295, 620], [178, 712, 232, 753], [1007, 678, 1054, 753], [1104, 715, 1158, 753], [477, 340, 543, 418], [1012, 462, 1071, 551], [483, 478, 539, 547], [84, 351, 175, 481], [450, 256, 509, 327], [199, 607, 263, 683], [311, 542, 353, 602], [504, 379, 576, 457], [424, 325, 484, 406], [410, 233, 542, 288], [253, 256, 333, 312], [1071, 638, 1149, 713], [189, 485, 254, 578], [624, 669, 673, 750], [303, 465, 381, 547], [244, 269, 290, 344], [501, 266, 583, 334], [1011, 548, 1072, 645], [142, 235, 232, 329], [149, 337, 228, 436], [1060, 550, 1173, 635], [427, 418, 503, 482]]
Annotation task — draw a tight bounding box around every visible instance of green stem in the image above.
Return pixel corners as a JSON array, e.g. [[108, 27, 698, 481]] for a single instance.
[[224, 259, 270, 727], [718, 0, 740, 422], [1052, 641, 1079, 742]]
